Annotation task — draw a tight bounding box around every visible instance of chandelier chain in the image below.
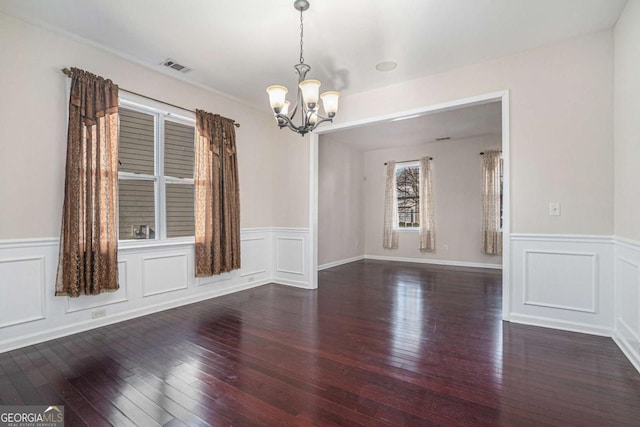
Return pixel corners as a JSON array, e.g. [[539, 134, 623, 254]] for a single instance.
[[299, 9, 304, 64]]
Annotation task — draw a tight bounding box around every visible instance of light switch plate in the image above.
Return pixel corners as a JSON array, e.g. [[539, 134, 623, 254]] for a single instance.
[[549, 202, 561, 216]]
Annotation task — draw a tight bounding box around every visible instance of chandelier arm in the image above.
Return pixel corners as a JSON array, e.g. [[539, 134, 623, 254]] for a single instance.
[[287, 120, 310, 136], [274, 112, 334, 136], [275, 113, 305, 133], [289, 103, 299, 121], [289, 85, 307, 123], [308, 117, 334, 132]]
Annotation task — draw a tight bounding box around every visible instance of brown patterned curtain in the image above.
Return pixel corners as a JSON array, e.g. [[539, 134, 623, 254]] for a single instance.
[[55, 68, 119, 297], [482, 150, 503, 255], [194, 110, 241, 276]]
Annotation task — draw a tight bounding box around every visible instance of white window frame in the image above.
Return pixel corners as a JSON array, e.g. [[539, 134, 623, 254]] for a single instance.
[[395, 161, 420, 232], [117, 92, 196, 247]]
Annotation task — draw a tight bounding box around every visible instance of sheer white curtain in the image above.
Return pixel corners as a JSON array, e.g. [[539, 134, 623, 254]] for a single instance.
[[419, 157, 435, 251], [482, 150, 502, 255], [383, 161, 399, 249]]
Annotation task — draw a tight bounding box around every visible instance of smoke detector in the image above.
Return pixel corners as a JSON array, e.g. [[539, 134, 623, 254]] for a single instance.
[[162, 58, 192, 73]]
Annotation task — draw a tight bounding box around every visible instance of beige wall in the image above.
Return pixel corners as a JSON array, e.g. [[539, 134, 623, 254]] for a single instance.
[[614, 0, 640, 241], [271, 130, 310, 228], [332, 30, 614, 235], [318, 139, 364, 266], [0, 14, 618, 240], [363, 135, 502, 265], [0, 13, 275, 238]]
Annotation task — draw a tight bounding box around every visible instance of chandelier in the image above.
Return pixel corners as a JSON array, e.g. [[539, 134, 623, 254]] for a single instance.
[[266, 0, 340, 136]]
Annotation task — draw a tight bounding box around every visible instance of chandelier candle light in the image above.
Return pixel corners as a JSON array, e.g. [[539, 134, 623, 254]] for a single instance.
[[267, 0, 340, 136]]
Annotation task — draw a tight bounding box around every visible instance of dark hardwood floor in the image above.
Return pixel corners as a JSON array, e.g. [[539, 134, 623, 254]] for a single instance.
[[2, 260, 640, 426]]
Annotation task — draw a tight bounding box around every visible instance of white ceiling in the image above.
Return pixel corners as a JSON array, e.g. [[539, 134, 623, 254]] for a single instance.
[[0, 0, 628, 108], [320, 101, 502, 152]]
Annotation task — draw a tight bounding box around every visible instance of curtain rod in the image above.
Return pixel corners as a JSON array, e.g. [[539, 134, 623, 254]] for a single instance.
[[61, 68, 240, 128], [384, 158, 432, 166]]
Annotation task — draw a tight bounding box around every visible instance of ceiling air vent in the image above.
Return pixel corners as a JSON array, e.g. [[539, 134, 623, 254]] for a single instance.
[[435, 136, 451, 141], [162, 58, 192, 73]]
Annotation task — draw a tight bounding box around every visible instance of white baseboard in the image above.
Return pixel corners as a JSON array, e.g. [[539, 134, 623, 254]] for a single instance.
[[0, 278, 270, 354], [612, 329, 640, 373], [364, 254, 502, 270], [509, 313, 613, 337], [318, 255, 365, 271], [272, 278, 314, 289]]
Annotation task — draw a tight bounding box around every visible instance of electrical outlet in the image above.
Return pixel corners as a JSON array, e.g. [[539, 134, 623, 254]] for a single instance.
[[443, 244, 449, 252], [91, 308, 106, 319], [248, 276, 255, 282], [549, 202, 561, 216]]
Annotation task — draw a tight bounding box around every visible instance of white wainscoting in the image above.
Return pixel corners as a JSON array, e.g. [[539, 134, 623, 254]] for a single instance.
[[510, 234, 615, 336], [0, 227, 310, 353], [272, 228, 313, 288], [66, 260, 129, 313], [239, 231, 270, 278], [523, 250, 598, 313], [142, 253, 190, 297], [4, 230, 639, 373], [613, 237, 640, 372], [0, 255, 46, 328]]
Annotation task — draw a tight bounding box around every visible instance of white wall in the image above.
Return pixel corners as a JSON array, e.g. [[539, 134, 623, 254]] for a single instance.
[[0, 13, 275, 239], [613, 0, 640, 372], [363, 135, 502, 268], [318, 138, 365, 267]]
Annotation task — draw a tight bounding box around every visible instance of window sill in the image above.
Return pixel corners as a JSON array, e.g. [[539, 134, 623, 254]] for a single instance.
[[118, 237, 195, 251], [397, 228, 420, 233]]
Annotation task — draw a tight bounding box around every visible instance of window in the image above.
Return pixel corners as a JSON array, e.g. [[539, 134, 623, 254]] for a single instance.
[[396, 163, 420, 228], [117, 100, 195, 241]]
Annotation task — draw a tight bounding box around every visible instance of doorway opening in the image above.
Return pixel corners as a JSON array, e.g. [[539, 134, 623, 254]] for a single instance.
[[309, 91, 511, 320]]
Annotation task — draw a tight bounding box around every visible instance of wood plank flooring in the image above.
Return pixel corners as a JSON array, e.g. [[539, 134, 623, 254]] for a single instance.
[[2, 260, 639, 426]]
